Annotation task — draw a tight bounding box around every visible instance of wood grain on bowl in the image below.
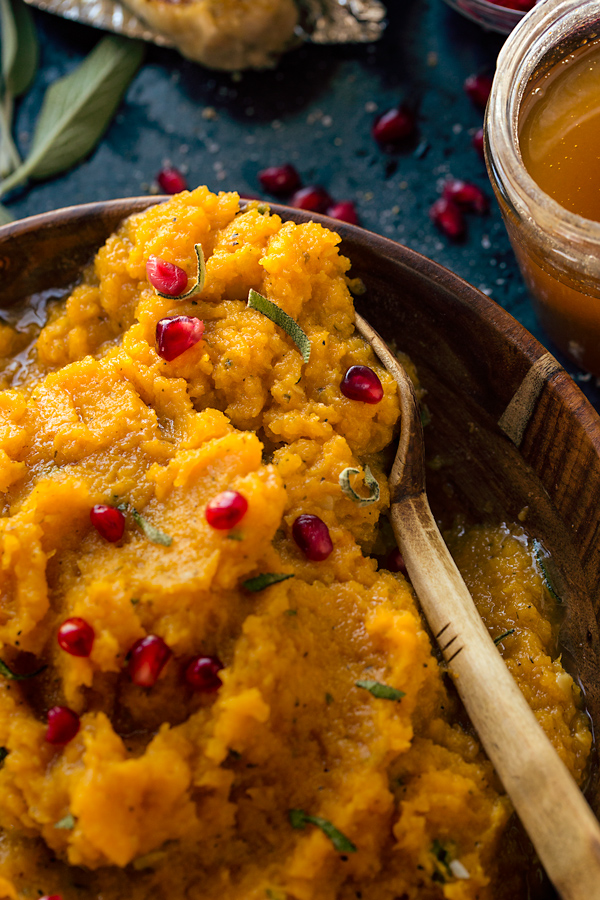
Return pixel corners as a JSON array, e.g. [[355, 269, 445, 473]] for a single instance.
[[1, 196, 599, 830]]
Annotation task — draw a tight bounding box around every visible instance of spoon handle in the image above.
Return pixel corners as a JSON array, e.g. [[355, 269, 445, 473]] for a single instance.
[[354, 313, 600, 899], [394, 492, 600, 900]]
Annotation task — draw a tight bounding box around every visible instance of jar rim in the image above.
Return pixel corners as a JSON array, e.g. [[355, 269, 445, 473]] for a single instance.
[[486, 0, 600, 249]]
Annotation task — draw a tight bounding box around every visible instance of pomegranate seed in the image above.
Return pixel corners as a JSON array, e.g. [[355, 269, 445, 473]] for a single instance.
[[443, 179, 489, 213], [185, 655, 224, 692], [327, 201, 358, 225], [57, 617, 94, 658], [290, 186, 331, 213], [157, 167, 187, 194], [127, 635, 172, 687], [386, 547, 408, 576], [146, 256, 189, 296], [292, 514, 333, 561], [156, 316, 205, 362], [372, 105, 416, 148], [90, 504, 125, 543], [340, 366, 384, 404], [46, 706, 80, 745], [40, 896, 63, 900], [205, 490, 248, 529], [258, 164, 301, 195], [472, 128, 485, 159], [429, 197, 466, 240], [464, 73, 493, 110]]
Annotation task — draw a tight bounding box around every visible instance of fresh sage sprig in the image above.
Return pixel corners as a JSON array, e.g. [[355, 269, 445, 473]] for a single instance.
[[0, 34, 144, 201], [0, 0, 38, 177], [0, 0, 38, 221]]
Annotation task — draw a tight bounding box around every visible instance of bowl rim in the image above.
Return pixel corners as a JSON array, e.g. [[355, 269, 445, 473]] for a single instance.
[[2, 194, 600, 445]]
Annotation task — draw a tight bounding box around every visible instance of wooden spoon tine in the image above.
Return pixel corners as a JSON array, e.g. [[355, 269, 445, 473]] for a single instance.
[[355, 312, 600, 900]]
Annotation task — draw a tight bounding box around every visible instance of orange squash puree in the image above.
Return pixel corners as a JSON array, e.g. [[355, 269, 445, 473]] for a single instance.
[[0, 187, 590, 899]]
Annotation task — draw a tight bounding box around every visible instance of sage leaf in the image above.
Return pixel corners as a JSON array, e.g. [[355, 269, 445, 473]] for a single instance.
[[289, 809, 356, 853], [432, 839, 453, 882], [130, 507, 172, 547], [242, 573, 294, 592], [339, 465, 380, 506], [0, 201, 13, 225], [0, 657, 46, 680], [356, 679, 405, 701], [247, 289, 311, 363], [0, 35, 144, 196], [54, 812, 75, 830], [0, 95, 19, 176], [0, 0, 37, 176], [1, 0, 38, 97]]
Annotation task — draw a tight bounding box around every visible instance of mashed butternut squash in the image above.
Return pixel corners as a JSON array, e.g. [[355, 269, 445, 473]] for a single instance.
[[0, 188, 591, 899]]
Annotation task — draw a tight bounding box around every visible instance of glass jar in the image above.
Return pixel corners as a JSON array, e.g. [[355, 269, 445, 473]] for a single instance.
[[485, 0, 600, 374]]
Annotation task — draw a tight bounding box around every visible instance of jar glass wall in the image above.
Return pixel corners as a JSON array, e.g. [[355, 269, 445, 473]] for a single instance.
[[485, 0, 600, 374]]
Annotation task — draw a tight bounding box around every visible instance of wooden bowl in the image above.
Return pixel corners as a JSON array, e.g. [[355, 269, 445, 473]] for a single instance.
[[2, 196, 600, 824]]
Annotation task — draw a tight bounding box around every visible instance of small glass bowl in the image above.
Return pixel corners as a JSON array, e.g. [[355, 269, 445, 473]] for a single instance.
[[441, 0, 532, 35]]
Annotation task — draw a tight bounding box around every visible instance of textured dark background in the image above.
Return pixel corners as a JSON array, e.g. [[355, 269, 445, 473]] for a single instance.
[[6, 0, 600, 408]]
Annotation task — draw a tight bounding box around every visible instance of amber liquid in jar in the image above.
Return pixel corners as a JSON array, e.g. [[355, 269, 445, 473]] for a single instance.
[[518, 38, 600, 373]]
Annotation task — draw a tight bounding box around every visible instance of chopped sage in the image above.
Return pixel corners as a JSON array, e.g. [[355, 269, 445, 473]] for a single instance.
[[153, 243, 206, 300], [0, 657, 46, 680], [226, 531, 244, 541], [243, 573, 294, 592], [54, 813, 75, 830], [533, 539, 562, 603], [431, 839, 453, 883], [130, 507, 172, 547], [493, 629, 515, 646], [339, 465, 380, 506], [289, 809, 356, 853], [247, 289, 311, 364], [356, 679, 405, 701], [0, 746, 7, 766]]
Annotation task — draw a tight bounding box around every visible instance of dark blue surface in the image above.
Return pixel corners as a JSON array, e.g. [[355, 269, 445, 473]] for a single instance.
[[6, 0, 600, 408]]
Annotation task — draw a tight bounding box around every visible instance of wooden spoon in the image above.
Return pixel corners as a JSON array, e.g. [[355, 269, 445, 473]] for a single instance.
[[355, 312, 600, 900]]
